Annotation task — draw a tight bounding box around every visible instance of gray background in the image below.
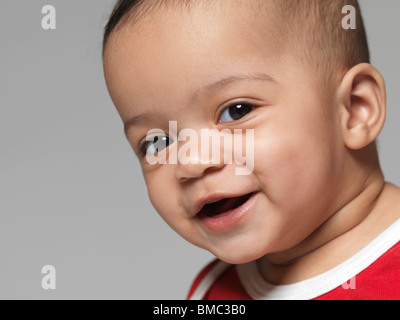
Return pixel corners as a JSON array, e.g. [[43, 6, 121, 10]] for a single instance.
[[0, 1, 399, 299]]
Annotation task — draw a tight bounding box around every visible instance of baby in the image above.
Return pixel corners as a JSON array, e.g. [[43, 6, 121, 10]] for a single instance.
[[102, 0, 400, 299]]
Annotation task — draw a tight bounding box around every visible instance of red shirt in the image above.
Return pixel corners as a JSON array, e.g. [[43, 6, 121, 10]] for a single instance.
[[187, 223, 400, 300]]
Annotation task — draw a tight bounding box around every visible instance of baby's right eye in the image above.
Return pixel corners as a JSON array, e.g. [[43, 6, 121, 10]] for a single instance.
[[140, 135, 173, 156]]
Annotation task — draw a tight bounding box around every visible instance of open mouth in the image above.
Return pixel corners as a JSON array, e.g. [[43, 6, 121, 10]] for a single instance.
[[197, 192, 254, 218]]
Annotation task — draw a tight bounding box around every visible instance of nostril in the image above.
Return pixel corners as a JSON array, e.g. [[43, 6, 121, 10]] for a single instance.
[[178, 176, 190, 183], [204, 165, 223, 175], [175, 161, 225, 183]]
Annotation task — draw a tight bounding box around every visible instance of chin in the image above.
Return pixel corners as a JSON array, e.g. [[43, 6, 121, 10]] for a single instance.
[[214, 250, 265, 265], [209, 239, 270, 265]]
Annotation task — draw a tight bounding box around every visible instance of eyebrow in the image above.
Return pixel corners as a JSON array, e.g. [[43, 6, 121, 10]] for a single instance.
[[123, 72, 275, 137]]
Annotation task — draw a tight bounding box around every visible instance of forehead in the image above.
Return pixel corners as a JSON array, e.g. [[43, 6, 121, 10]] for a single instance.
[[103, 1, 284, 120]]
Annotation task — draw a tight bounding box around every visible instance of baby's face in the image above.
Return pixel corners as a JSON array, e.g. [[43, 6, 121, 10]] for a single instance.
[[104, 3, 348, 263]]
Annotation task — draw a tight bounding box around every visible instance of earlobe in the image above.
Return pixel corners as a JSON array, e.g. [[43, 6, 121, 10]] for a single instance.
[[338, 63, 386, 150]]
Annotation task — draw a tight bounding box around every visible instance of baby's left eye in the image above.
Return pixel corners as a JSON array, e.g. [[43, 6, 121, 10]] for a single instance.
[[219, 103, 255, 123]]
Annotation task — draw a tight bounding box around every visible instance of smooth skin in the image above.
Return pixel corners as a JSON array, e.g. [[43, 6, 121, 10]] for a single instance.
[[103, 2, 400, 285]]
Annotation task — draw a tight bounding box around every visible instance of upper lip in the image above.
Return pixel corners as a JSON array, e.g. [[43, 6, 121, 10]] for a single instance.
[[192, 191, 255, 217]]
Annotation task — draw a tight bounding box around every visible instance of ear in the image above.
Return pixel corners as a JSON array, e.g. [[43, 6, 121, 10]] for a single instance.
[[337, 63, 386, 150]]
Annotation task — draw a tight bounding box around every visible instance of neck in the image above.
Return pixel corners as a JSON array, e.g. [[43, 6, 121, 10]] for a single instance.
[[257, 166, 398, 285]]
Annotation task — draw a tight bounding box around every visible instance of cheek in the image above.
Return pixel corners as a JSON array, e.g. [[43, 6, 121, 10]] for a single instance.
[[145, 170, 179, 223], [244, 115, 342, 252], [253, 111, 339, 212], [144, 170, 205, 246]]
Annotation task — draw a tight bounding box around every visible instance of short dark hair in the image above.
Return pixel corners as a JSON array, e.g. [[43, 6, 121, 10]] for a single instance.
[[102, 0, 370, 84], [103, 0, 139, 55]]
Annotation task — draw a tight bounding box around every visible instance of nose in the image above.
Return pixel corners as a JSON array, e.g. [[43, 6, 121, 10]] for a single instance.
[[174, 135, 226, 183], [175, 159, 225, 183]]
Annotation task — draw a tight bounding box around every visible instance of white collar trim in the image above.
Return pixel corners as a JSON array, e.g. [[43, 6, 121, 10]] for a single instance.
[[236, 218, 400, 300]]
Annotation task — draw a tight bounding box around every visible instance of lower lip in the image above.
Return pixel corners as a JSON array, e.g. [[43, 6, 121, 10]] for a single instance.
[[197, 192, 258, 233]]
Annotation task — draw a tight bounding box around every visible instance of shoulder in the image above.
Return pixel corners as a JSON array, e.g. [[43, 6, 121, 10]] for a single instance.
[[316, 240, 400, 300], [186, 259, 228, 300], [186, 259, 252, 300]]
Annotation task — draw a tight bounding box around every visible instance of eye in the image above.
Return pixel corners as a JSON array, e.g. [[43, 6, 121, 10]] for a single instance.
[[219, 103, 255, 123], [140, 135, 173, 157]]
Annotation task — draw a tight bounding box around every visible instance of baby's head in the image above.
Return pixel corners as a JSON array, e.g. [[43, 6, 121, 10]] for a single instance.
[[102, 0, 386, 264]]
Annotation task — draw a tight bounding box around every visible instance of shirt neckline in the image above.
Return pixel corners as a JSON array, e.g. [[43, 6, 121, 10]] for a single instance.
[[236, 218, 400, 300]]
